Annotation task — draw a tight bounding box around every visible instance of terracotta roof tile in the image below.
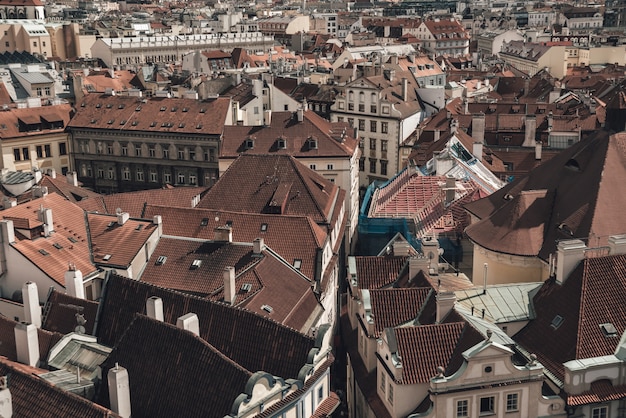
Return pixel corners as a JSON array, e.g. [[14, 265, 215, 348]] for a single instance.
[[39, 175, 102, 203], [568, 379, 626, 406], [97, 273, 316, 380], [69, 94, 230, 136], [353, 256, 408, 290], [0, 316, 63, 364], [311, 392, 341, 417], [143, 205, 326, 280], [369, 288, 431, 336], [2, 194, 98, 285], [97, 315, 251, 418], [0, 104, 72, 140], [42, 290, 99, 335]]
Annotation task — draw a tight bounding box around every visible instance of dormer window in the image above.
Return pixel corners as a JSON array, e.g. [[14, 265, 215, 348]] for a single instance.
[[245, 138, 254, 150], [308, 137, 318, 149], [277, 138, 286, 149]]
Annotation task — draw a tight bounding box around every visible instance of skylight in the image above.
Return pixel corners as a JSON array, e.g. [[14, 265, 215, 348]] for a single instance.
[[200, 218, 209, 226], [600, 323, 618, 337], [294, 259, 302, 270], [53, 243, 63, 250], [103, 254, 112, 261], [39, 249, 49, 256], [190, 259, 202, 270], [261, 304, 273, 313], [241, 283, 252, 292], [551, 315, 564, 329], [155, 256, 167, 266], [260, 223, 268, 232]]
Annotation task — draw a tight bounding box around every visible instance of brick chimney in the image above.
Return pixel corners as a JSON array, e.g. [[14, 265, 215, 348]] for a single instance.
[[146, 296, 164, 321], [108, 363, 131, 418], [223, 266, 236, 305], [22, 282, 41, 328], [555, 239, 586, 284], [176, 313, 200, 336], [14, 322, 39, 367], [214, 225, 232, 242], [65, 265, 84, 299]]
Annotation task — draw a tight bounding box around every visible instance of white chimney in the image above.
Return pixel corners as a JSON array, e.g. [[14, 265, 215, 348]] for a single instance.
[[214, 226, 232, 242], [14, 322, 39, 367], [176, 313, 200, 336], [408, 255, 430, 280], [422, 237, 441, 273], [66, 171, 78, 187], [555, 239, 586, 284], [0, 220, 15, 245], [153, 215, 163, 236], [263, 110, 272, 126], [22, 282, 41, 328], [146, 296, 164, 321], [392, 241, 412, 256], [436, 291, 456, 323], [0, 376, 11, 418], [608, 234, 626, 255], [472, 142, 483, 160], [117, 212, 130, 225], [296, 107, 304, 122], [223, 266, 236, 305], [402, 77, 408, 102], [65, 266, 84, 299], [444, 175, 456, 204], [253, 238, 264, 254], [48, 168, 56, 178], [38, 207, 53, 236], [108, 363, 131, 418], [535, 142, 542, 160]]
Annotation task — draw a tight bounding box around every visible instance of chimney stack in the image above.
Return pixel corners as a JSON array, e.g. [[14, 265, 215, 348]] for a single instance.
[[263, 110, 272, 126], [402, 77, 408, 102], [176, 313, 200, 336], [297, 107, 304, 122], [444, 175, 456, 204], [117, 212, 130, 225], [608, 234, 626, 255], [223, 266, 236, 305], [253, 238, 265, 255], [0, 376, 11, 418], [22, 282, 41, 328], [108, 364, 132, 418], [0, 220, 15, 245], [472, 113, 485, 144], [66, 171, 78, 187], [392, 240, 412, 256], [408, 255, 430, 280], [65, 265, 84, 299], [535, 142, 542, 160], [450, 118, 459, 134], [153, 215, 163, 236], [555, 239, 586, 284], [47, 168, 56, 178], [14, 322, 39, 367], [436, 291, 456, 323], [38, 207, 54, 236], [214, 226, 232, 242], [472, 142, 483, 160], [523, 114, 537, 147], [146, 296, 164, 321]]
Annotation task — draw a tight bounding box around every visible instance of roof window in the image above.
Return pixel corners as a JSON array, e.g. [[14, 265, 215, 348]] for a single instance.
[[68, 236, 78, 243], [150, 121, 157, 127], [196, 124, 203, 129], [182, 107, 189, 112], [135, 224, 144, 231], [551, 315, 564, 329], [155, 255, 167, 266], [260, 223, 268, 232], [241, 283, 252, 292], [293, 259, 302, 270], [135, 106, 142, 111], [261, 304, 273, 313], [190, 259, 202, 270], [106, 104, 112, 109], [200, 218, 209, 226], [160, 106, 167, 111], [96, 103, 101, 108], [600, 323, 618, 337], [178, 123, 185, 128], [39, 249, 49, 256], [107, 120, 114, 125], [118, 104, 125, 109], [200, 108, 206, 113], [53, 243, 63, 250], [103, 254, 112, 261]]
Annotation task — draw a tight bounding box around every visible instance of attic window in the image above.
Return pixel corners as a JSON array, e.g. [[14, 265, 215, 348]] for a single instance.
[[118, 104, 125, 109], [241, 283, 252, 292], [178, 123, 185, 128], [182, 107, 189, 112], [96, 103, 101, 108], [80, 102, 86, 107], [53, 243, 63, 249], [107, 120, 114, 125], [160, 106, 167, 111], [200, 218, 209, 226], [171, 107, 177, 112], [107, 221, 115, 228], [200, 108, 206, 113], [135, 224, 144, 231], [131, 121, 138, 126], [551, 315, 564, 329], [293, 259, 302, 270], [190, 259, 202, 270], [245, 139, 254, 149], [120, 120, 126, 125], [150, 121, 157, 127], [277, 138, 286, 149], [103, 254, 112, 261], [196, 124, 203, 129], [135, 106, 142, 111], [261, 304, 273, 313], [600, 323, 618, 337], [68, 237, 78, 243], [308, 137, 318, 149], [39, 249, 49, 256], [225, 220, 233, 227], [90, 119, 97, 124], [155, 255, 167, 265], [260, 223, 268, 232], [106, 104, 112, 109]]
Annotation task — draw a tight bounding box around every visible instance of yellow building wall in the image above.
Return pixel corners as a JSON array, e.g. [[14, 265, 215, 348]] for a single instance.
[[3, 133, 71, 173], [471, 244, 549, 285]]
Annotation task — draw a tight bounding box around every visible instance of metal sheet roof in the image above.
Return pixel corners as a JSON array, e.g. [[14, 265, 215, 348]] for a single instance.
[[455, 282, 541, 323]]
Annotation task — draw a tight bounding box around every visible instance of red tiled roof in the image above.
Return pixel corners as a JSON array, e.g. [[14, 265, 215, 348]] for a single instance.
[[465, 131, 626, 260], [311, 392, 341, 417], [143, 205, 326, 280], [0, 316, 62, 364], [220, 110, 358, 159], [2, 194, 98, 286], [97, 315, 251, 418], [0, 104, 72, 140], [0, 357, 115, 417], [197, 154, 342, 226], [40, 174, 102, 203], [69, 94, 230, 136], [97, 273, 316, 381], [42, 290, 99, 335], [369, 288, 431, 337], [353, 256, 408, 290], [568, 379, 626, 406], [394, 322, 465, 384]]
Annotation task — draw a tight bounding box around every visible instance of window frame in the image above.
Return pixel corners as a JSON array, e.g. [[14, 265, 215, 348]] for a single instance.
[[479, 396, 495, 416], [506, 393, 518, 412]]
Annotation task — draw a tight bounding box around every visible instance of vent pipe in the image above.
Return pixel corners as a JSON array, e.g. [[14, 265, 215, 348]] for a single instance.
[[483, 263, 488, 294], [108, 363, 132, 418], [22, 282, 41, 328]]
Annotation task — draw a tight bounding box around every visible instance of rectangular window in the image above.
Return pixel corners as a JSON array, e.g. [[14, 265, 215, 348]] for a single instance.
[[178, 173, 185, 184], [164, 172, 171, 183], [36, 87, 42, 97], [98, 168, 104, 178], [381, 122, 388, 133], [189, 175, 197, 185], [506, 393, 518, 412], [44, 144, 51, 157], [44, 87, 50, 96], [13, 148, 20, 161], [348, 103, 354, 111], [359, 158, 364, 171], [33, 41, 37, 47], [136, 170, 144, 181], [122, 146, 128, 156], [327, 164, 333, 170], [358, 104, 365, 112], [380, 371, 386, 392], [178, 149, 185, 160], [22, 147, 29, 160], [149, 147, 156, 157], [381, 160, 388, 176], [337, 117, 344, 122], [457, 399, 469, 417], [189, 150, 195, 161], [310, 164, 316, 170], [370, 138, 376, 150], [381, 140, 388, 152], [387, 383, 393, 405], [135, 147, 141, 157], [36, 145, 43, 158], [480, 396, 495, 416], [163, 149, 169, 159], [123, 169, 130, 180], [370, 121, 377, 132], [370, 105, 377, 113], [107, 144, 113, 155], [358, 119, 365, 131], [592, 406, 608, 418], [108, 168, 114, 179], [369, 158, 376, 174], [382, 106, 390, 114]]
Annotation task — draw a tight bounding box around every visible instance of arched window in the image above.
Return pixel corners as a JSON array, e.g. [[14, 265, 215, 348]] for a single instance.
[[359, 91, 365, 103]]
